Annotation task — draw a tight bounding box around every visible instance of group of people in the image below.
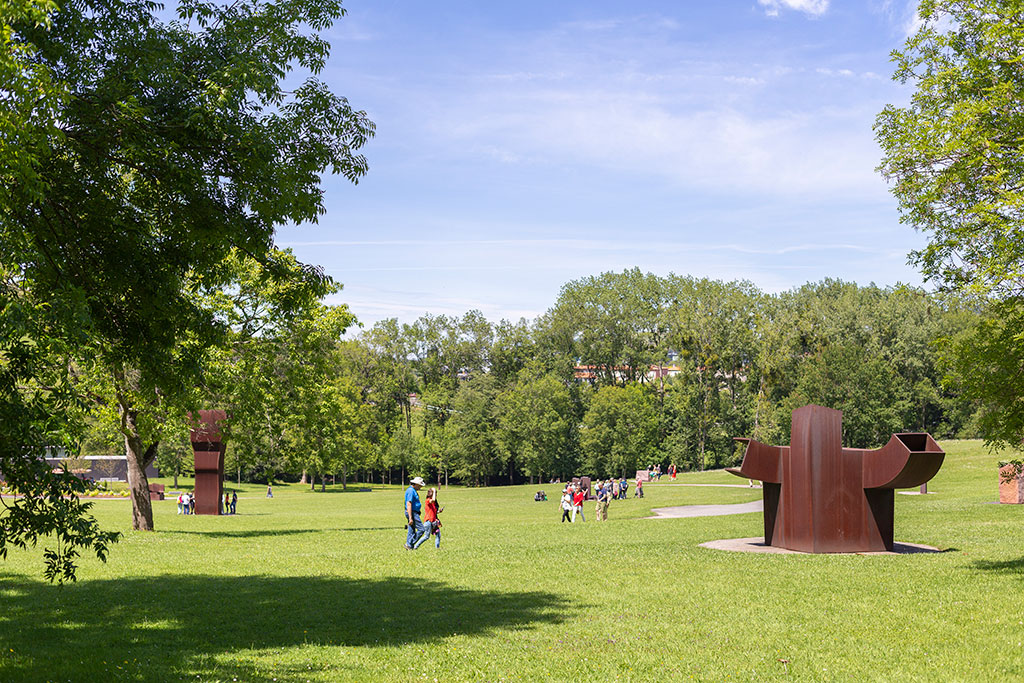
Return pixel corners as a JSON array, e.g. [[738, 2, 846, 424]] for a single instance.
[[404, 476, 443, 549], [559, 477, 640, 523], [175, 489, 237, 514], [176, 491, 196, 514]]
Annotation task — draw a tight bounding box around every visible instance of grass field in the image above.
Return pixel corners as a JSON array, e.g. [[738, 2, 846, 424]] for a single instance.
[[2, 440, 1023, 681]]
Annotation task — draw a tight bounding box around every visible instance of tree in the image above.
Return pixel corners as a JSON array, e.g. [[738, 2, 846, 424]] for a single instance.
[[580, 384, 660, 478], [495, 368, 574, 483], [876, 0, 1024, 299], [154, 427, 193, 490], [787, 342, 911, 448], [2, 0, 373, 532], [942, 298, 1024, 447], [544, 269, 669, 386], [449, 375, 501, 485], [355, 321, 418, 436], [291, 376, 367, 491], [0, 0, 121, 582], [875, 0, 1024, 448], [208, 249, 345, 486]]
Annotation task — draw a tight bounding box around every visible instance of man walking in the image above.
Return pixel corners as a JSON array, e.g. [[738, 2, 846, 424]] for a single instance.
[[596, 481, 610, 521], [405, 476, 429, 549]]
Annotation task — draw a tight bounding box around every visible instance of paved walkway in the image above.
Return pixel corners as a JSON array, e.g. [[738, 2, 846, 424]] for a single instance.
[[646, 499, 763, 519], [700, 537, 943, 555]]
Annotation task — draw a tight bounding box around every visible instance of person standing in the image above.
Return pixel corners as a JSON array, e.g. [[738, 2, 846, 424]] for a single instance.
[[405, 476, 428, 549], [423, 488, 444, 548], [620, 477, 628, 499], [176, 492, 184, 514], [560, 487, 572, 523], [596, 482, 610, 521], [635, 478, 644, 498], [571, 484, 586, 522], [230, 490, 237, 514], [182, 490, 191, 514], [266, 484, 273, 498]]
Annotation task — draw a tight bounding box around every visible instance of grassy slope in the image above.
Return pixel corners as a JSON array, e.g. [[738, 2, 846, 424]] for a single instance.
[[1, 440, 1023, 681]]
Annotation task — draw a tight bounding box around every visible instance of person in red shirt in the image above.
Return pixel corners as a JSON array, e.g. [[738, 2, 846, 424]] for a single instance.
[[424, 488, 444, 548], [571, 485, 587, 522]]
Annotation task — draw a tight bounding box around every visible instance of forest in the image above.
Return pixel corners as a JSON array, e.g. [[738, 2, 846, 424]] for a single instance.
[[87, 264, 981, 488]]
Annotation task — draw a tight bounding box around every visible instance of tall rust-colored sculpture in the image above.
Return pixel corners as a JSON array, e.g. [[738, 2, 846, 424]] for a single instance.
[[190, 410, 227, 516], [728, 405, 944, 553]]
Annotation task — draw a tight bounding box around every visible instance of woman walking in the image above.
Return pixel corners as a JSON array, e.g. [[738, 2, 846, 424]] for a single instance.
[[424, 488, 444, 548], [571, 484, 586, 522], [560, 488, 573, 523]]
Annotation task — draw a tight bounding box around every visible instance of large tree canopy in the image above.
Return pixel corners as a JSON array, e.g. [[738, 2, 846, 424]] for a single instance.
[[1, 0, 372, 576], [875, 0, 1024, 297], [876, 0, 1024, 449]]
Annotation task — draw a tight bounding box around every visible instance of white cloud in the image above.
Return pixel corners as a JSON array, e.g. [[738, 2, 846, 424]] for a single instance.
[[560, 15, 680, 33], [758, 0, 829, 17], [724, 75, 766, 86], [434, 87, 888, 198]]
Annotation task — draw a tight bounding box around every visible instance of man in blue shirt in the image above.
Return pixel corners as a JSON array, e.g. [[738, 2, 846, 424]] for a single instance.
[[405, 476, 428, 550]]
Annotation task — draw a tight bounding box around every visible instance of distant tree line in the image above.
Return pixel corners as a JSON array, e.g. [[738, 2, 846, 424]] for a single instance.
[[147, 268, 981, 487]]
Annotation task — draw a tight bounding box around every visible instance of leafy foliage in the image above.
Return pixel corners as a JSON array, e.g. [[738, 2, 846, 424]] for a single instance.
[[876, 0, 1024, 454]]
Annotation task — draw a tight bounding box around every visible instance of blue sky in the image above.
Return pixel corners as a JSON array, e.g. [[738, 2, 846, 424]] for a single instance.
[[275, 0, 926, 328]]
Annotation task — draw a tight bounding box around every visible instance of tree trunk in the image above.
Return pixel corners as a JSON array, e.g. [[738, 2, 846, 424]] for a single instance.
[[321, 474, 326, 492], [300, 470, 308, 485], [124, 422, 156, 531], [237, 466, 241, 486]]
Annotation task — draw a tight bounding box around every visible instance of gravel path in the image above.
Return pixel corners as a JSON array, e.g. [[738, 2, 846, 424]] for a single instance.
[[646, 499, 763, 519]]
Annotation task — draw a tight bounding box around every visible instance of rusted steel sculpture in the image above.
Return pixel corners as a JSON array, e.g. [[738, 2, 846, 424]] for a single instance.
[[727, 405, 944, 553], [190, 410, 227, 516]]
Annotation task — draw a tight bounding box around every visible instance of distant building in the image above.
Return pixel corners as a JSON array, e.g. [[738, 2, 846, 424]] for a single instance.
[[46, 455, 159, 482], [573, 364, 683, 384]]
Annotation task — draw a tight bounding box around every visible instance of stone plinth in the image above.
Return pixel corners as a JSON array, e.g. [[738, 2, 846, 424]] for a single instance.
[[999, 465, 1024, 504]]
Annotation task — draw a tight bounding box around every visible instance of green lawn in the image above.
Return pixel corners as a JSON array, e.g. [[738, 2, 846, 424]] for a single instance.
[[2, 440, 1023, 681]]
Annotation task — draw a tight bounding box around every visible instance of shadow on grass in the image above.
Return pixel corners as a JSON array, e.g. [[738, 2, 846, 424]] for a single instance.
[[0, 574, 571, 681], [972, 556, 1024, 575], [163, 527, 398, 539], [162, 528, 325, 539]]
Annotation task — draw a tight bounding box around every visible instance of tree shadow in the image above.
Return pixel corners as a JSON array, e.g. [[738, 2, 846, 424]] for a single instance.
[[162, 527, 398, 539], [162, 528, 325, 539], [0, 574, 572, 681], [300, 487, 379, 494], [972, 556, 1024, 575]]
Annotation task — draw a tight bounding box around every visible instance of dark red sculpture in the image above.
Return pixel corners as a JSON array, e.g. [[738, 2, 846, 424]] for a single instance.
[[727, 405, 944, 553], [190, 410, 227, 516]]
